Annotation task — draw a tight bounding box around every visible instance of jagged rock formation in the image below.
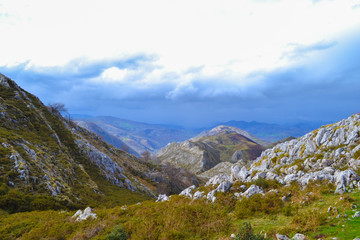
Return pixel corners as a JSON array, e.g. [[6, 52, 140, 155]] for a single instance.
[[156, 126, 266, 176], [0, 73, 168, 210]]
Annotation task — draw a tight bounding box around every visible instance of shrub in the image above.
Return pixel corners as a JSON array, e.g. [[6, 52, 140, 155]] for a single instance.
[[106, 225, 129, 240], [234, 222, 266, 240]]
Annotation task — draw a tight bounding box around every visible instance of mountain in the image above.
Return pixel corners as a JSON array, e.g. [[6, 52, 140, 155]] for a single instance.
[[219, 120, 324, 142], [156, 125, 266, 177], [74, 116, 201, 156], [0, 73, 182, 212], [5, 114, 360, 240]]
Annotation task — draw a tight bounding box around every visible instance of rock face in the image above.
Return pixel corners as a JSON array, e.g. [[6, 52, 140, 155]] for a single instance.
[[0, 73, 167, 208], [189, 114, 360, 203], [156, 126, 265, 175], [247, 114, 360, 192]]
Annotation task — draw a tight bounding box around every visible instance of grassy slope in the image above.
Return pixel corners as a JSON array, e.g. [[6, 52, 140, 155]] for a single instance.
[[0, 76, 154, 213], [1, 179, 360, 240]]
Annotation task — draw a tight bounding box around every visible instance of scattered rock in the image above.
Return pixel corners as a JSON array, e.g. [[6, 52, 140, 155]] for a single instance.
[[72, 207, 97, 221]]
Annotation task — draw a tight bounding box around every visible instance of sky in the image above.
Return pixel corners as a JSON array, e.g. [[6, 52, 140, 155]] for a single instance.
[[0, 0, 360, 128]]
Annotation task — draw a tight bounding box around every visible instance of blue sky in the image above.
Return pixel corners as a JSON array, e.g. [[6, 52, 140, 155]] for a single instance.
[[0, 0, 360, 127]]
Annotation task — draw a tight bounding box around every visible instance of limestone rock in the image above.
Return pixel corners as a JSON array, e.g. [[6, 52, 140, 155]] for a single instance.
[[242, 185, 263, 198], [72, 207, 97, 221], [216, 181, 232, 193], [193, 191, 204, 200], [276, 233, 290, 240], [292, 233, 306, 240], [207, 190, 217, 203], [156, 194, 169, 202], [179, 185, 196, 198]]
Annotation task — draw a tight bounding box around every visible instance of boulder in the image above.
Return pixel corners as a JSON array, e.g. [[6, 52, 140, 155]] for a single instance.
[[192, 191, 204, 200], [207, 190, 217, 203], [276, 233, 290, 240], [216, 181, 232, 193], [179, 185, 196, 198], [156, 194, 169, 202], [72, 207, 97, 221], [291, 233, 306, 240], [205, 174, 232, 186], [231, 166, 249, 182], [241, 185, 263, 198]]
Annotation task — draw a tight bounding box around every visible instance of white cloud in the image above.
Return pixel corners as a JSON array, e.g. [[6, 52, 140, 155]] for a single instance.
[[1, 0, 360, 86]]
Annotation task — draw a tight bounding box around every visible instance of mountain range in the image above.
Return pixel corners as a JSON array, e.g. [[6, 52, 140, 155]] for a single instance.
[[73, 116, 323, 157]]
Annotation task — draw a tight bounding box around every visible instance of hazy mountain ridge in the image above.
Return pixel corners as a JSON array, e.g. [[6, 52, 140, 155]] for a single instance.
[[219, 120, 323, 142], [74, 116, 200, 156]]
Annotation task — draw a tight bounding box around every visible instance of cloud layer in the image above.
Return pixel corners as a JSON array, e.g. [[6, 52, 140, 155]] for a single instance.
[[1, 0, 360, 127]]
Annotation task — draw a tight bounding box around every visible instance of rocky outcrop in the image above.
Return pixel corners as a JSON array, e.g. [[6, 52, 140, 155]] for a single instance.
[[156, 194, 169, 202], [72, 207, 97, 221], [190, 114, 360, 203]]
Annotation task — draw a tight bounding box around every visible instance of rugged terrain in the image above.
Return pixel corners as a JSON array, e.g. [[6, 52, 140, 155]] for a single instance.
[[156, 125, 266, 178], [0, 73, 177, 212], [1, 114, 360, 240]]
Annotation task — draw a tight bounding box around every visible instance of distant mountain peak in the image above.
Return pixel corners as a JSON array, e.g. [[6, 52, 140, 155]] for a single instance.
[[197, 125, 269, 146]]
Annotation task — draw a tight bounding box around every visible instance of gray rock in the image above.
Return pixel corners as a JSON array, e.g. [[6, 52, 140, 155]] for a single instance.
[[284, 174, 299, 184], [205, 174, 232, 186], [242, 184, 263, 198], [72, 207, 97, 221], [179, 185, 196, 198], [216, 181, 232, 193], [156, 194, 169, 202], [291, 233, 306, 240], [192, 191, 204, 200], [276, 233, 290, 240], [207, 190, 217, 203], [231, 166, 250, 182]]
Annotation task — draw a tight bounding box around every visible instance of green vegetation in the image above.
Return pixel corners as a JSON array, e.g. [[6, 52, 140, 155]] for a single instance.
[[0, 179, 359, 239], [234, 222, 266, 240]]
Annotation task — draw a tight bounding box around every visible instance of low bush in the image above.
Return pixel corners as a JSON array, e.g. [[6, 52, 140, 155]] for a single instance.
[[234, 222, 267, 240], [106, 225, 129, 240]]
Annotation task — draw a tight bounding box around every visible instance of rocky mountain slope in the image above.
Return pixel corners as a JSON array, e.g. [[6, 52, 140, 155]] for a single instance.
[[156, 125, 266, 177], [0, 73, 175, 211], [74, 116, 200, 156], [177, 114, 360, 206]]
